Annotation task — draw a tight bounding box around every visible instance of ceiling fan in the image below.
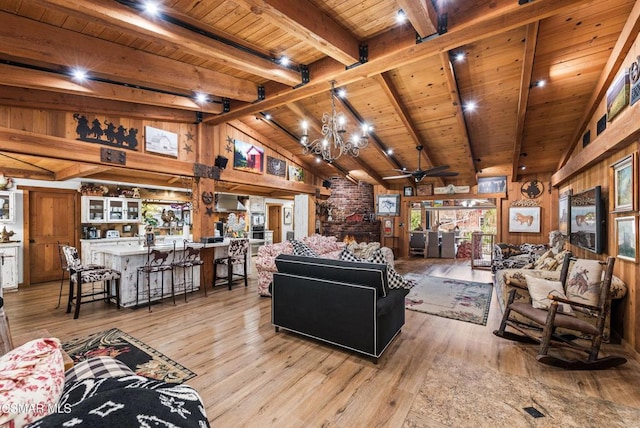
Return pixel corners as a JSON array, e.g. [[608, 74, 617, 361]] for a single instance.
[[383, 145, 459, 182]]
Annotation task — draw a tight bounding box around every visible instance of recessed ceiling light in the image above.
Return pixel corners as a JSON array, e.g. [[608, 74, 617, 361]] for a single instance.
[[337, 88, 347, 98], [396, 9, 407, 24], [520, 165, 526, 170], [454, 52, 465, 62], [464, 101, 477, 112], [143, 1, 160, 15], [387, 148, 393, 155], [71, 68, 88, 81], [194, 92, 208, 103], [264, 113, 272, 120], [279, 56, 290, 67]]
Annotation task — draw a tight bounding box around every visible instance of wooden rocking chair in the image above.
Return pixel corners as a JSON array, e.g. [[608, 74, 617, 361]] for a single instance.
[[494, 253, 627, 370]]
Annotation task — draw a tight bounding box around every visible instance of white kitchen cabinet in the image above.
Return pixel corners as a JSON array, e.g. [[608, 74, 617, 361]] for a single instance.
[[0, 243, 19, 291], [82, 196, 141, 223], [0, 192, 15, 223]]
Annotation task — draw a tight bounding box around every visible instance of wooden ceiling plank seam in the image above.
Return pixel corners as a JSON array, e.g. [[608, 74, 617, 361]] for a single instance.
[[0, 11, 258, 102], [205, 0, 590, 125], [512, 22, 539, 181], [557, 0, 640, 169], [395, 0, 438, 38], [234, 0, 360, 65], [373, 73, 444, 187], [439, 51, 477, 184], [33, 0, 301, 86]]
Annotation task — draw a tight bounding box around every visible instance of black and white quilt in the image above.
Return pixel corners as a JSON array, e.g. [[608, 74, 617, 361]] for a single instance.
[[27, 375, 209, 427]]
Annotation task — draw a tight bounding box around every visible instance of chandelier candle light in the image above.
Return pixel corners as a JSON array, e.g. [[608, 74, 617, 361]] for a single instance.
[[300, 81, 370, 163]]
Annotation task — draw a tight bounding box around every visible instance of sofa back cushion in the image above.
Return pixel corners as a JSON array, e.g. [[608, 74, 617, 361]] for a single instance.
[[275, 254, 389, 297]]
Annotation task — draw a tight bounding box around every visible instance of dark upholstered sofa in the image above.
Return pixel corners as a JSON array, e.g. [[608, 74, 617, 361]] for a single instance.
[[272, 254, 408, 362]]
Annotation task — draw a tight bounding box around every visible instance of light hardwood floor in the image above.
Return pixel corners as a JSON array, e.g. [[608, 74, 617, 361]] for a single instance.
[[4, 257, 640, 426]]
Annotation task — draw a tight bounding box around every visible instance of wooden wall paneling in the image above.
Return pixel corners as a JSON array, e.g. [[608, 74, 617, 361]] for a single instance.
[[564, 143, 638, 351]]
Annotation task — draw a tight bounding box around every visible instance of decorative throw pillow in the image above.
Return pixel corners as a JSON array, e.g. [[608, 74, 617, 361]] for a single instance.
[[291, 240, 318, 257], [565, 259, 603, 307], [537, 257, 558, 271], [0, 338, 66, 427], [533, 249, 554, 268], [504, 270, 529, 288], [366, 249, 415, 289], [524, 275, 574, 315], [339, 247, 362, 263], [65, 356, 135, 383]]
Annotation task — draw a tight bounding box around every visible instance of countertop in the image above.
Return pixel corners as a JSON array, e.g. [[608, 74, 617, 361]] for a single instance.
[[94, 238, 264, 256]]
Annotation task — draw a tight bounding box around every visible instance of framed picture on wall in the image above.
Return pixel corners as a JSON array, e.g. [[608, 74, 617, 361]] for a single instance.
[[383, 218, 394, 236], [376, 194, 400, 216], [558, 190, 571, 236], [508, 206, 541, 233], [611, 153, 635, 213], [416, 184, 433, 196], [283, 207, 293, 225], [404, 186, 414, 197], [615, 216, 637, 262]]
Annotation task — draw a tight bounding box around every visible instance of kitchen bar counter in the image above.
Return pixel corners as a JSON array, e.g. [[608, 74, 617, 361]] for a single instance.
[[92, 238, 261, 308]]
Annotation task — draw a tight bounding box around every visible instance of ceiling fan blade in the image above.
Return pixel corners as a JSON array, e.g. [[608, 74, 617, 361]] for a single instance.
[[426, 171, 459, 177], [422, 165, 451, 173], [383, 174, 411, 180]]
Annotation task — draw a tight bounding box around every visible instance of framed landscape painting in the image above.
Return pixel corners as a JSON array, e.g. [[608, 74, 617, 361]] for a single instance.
[[558, 190, 571, 236], [615, 216, 637, 262], [508, 206, 541, 233], [611, 153, 635, 212], [233, 139, 264, 174]]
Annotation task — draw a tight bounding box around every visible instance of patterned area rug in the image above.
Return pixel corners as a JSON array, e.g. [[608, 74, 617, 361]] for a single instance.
[[403, 356, 640, 427], [404, 275, 492, 325], [62, 327, 195, 383]]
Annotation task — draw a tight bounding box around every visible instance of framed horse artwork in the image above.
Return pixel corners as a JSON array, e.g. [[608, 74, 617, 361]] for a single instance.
[[508, 206, 541, 233]]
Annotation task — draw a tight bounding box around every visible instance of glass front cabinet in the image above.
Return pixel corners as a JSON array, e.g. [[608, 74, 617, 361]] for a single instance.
[[0, 191, 15, 223], [82, 196, 141, 223]]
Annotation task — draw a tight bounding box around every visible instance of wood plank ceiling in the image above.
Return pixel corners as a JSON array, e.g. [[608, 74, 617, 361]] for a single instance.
[[0, 0, 636, 192]]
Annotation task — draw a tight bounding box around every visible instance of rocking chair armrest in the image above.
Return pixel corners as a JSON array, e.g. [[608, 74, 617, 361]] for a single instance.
[[547, 294, 601, 312]]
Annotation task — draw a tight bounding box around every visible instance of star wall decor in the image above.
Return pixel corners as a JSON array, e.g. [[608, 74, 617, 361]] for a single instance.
[[225, 136, 233, 153], [185, 131, 194, 141], [205, 206, 214, 216], [183, 143, 193, 153]]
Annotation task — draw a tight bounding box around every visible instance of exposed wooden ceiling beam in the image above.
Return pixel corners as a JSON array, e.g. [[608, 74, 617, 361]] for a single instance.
[[374, 73, 444, 187], [512, 22, 539, 181], [1, 166, 54, 181], [0, 86, 200, 123], [557, 0, 640, 169], [55, 164, 112, 181], [0, 11, 258, 103], [236, 0, 360, 65], [33, 0, 301, 87], [438, 52, 477, 185], [395, 0, 438, 38], [0, 64, 223, 115], [206, 0, 591, 125]]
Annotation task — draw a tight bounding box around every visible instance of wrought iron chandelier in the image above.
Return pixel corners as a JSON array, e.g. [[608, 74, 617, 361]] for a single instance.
[[300, 81, 370, 163]]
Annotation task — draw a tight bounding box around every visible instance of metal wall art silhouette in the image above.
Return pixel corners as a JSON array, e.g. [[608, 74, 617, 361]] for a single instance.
[[73, 114, 139, 150]]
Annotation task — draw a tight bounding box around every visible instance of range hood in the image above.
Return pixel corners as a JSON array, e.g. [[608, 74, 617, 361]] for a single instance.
[[215, 194, 247, 212]]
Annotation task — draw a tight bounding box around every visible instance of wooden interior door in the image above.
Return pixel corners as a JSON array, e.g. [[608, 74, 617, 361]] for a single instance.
[[268, 204, 282, 243], [29, 189, 77, 284]]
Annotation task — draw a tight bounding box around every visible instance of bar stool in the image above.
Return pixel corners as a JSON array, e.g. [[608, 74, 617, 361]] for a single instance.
[[56, 241, 104, 309], [136, 246, 174, 311], [213, 238, 249, 290], [171, 240, 204, 300], [61, 245, 121, 319]]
